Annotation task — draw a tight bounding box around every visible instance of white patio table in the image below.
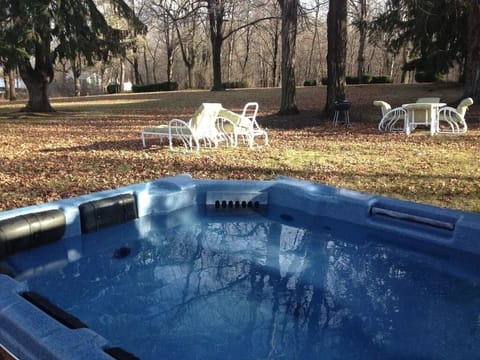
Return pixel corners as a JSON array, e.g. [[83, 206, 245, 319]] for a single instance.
[[402, 102, 447, 135]]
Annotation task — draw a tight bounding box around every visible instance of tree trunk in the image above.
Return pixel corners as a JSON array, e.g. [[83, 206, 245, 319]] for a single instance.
[[18, 60, 54, 112], [4, 69, 17, 101], [176, 18, 197, 89], [326, 0, 347, 114], [133, 55, 143, 85], [9, 70, 16, 100], [119, 60, 125, 92], [356, 0, 367, 82], [240, 27, 252, 81], [186, 66, 193, 89], [226, 34, 234, 83], [305, 5, 320, 82], [208, 0, 225, 91], [167, 46, 175, 83], [401, 45, 411, 84], [4, 74, 10, 100], [72, 58, 82, 96], [143, 46, 150, 85], [278, 0, 299, 115], [463, 2, 480, 102], [271, 18, 280, 87]]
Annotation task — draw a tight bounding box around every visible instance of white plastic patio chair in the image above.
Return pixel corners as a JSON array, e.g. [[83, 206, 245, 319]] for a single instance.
[[416, 97, 441, 103], [216, 102, 268, 147], [374, 100, 408, 133], [141, 103, 224, 152], [435, 97, 473, 134]]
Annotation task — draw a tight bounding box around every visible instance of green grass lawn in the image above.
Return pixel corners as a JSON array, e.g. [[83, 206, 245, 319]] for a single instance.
[[0, 83, 479, 213]]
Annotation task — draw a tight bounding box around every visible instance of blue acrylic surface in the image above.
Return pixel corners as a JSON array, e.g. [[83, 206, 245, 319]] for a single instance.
[[18, 206, 480, 360]]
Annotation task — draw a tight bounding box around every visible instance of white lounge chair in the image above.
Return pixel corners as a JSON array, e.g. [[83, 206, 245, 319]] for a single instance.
[[216, 102, 268, 147], [435, 97, 473, 134], [374, 100, 408, 133], [141, 103, 224, 152]]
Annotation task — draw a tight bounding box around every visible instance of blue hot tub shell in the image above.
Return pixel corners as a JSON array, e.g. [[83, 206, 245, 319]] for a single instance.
[[1, 174, 480, 359]]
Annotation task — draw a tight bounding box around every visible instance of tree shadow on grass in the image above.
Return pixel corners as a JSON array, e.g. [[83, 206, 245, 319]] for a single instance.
[[39, 139, 147, 152], [260, 110, 328, 130]]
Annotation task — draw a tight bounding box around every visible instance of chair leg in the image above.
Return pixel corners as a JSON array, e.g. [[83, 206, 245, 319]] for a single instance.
[[333, 111, 339, 126]]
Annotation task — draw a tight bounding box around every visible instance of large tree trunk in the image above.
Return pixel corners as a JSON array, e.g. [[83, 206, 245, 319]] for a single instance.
[[17, 4, 55, 113], [18, 60, 54, 112], [463, 2, 480, 102], [278, 0, 299, 115], [208, 0, 225, 91], [326, 0, 348, 114]]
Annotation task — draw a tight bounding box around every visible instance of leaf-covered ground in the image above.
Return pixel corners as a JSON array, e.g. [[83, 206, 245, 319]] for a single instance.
[[1, 83, 479, 213]]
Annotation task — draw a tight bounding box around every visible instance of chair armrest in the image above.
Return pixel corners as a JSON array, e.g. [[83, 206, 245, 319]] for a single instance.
[[378, 107, 407, 132], [384, 107, 407, 118], [216, 116, 236, 131], [438, 106, 457, 113], [215, 117, 237, 146], [438, 107, 462, 122], [168, 118, 193, 136]]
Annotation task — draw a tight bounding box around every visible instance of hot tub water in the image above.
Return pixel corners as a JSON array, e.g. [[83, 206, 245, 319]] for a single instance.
[[19, 206, 480, 359]]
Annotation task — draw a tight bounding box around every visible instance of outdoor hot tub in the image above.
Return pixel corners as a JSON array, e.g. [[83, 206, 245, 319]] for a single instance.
[[1, 174, 479, 359]]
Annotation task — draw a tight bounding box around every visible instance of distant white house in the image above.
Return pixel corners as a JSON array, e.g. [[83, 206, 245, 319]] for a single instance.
[[0, 77, 27, 90], [124, 81, 132, 92]]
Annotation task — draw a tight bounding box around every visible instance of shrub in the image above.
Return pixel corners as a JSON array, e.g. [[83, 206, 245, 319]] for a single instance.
[[106, 84, 120, 94], [132, 82, 178, 93], [371, 76, 393, 84], [346, 76, 359, 84], [361, 73, 373, 84], [320, 75, 388, 85], [222, 81, 249, 89], [303, 80, 317, 86], [415, 71, 444, 83]]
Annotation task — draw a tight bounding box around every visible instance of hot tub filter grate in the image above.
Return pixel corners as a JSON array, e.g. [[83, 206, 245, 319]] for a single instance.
[[205, 191, 267, 213]]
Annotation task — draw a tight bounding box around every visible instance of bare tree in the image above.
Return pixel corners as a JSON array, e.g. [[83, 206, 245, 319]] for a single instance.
[[255, 2, 281, 87], [149, 0, 181, 84], [303, 1, 325, 83], [206, 0, 279, 91], [174, 1, 204, 88], [125, 0, 148, 85], [349, 0, 368, 82]]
